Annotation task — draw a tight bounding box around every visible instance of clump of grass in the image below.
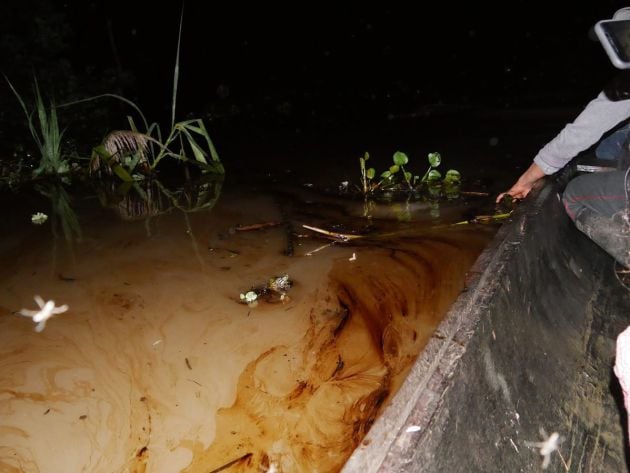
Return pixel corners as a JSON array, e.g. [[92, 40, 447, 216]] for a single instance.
[[66, 5, 224, 181], [5, 75, 69, 176]]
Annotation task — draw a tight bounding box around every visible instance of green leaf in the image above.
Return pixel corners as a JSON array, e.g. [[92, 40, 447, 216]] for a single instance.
[[444, 169, 461, 183], [180, 127, 209, 164], [444, 184, 460, 200], [367, 168, 376, 179], [381, 170, 392, 178], [91, 145, 133, 182], [170, 5, 184, 129], [389, 164, 399, 174], [192, 119, 223, 167], [404, 171, 412, 182], [111, 163, 134, 182], [127, 115, 139, 132], [175, 122, 208, 164], [59, 93, 150, 132], [392, 151, 408, 166], [428, 152, 441, 168], [427, 169, 442, 182]]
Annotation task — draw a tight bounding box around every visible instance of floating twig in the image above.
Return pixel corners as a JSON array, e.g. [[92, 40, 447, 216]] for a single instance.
[[208, 453, 253, 473], [452, 211, 513, 226], [305, 242, 335, 256], [460, 191, 490, 197], [302, 224, 364, 242], [234, 221, 281, 232]]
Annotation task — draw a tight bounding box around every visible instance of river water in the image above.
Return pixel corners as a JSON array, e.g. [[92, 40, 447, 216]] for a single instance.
[[0, 163, 497, 473]]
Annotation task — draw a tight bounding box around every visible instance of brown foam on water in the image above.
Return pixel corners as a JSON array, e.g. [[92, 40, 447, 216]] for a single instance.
[[185, 232, 490, 473], [0, 186, 493, 473]]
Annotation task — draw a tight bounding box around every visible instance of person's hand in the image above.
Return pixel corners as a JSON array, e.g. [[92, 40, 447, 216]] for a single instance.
[[496, 162, 546, 203]]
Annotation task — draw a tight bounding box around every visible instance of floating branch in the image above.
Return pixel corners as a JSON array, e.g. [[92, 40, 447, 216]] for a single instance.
[[234, 221, 282, 232], [302, 224, 364, 242]]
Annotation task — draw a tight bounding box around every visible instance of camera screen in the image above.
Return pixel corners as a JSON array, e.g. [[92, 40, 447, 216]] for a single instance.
[[601, 20, 630, 62]]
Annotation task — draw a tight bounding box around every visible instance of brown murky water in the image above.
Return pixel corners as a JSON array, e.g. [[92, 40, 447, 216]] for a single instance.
[[0, 177, 494, 473]]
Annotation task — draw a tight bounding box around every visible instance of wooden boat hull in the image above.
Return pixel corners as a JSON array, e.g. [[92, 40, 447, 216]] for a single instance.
[[343, 180, 630, 472]]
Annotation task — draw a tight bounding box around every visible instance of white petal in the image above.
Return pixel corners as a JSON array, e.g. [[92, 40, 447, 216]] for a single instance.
[[34, 295, 45, 308], [18, 310, 38, 318], [52, 304, 69, 314]]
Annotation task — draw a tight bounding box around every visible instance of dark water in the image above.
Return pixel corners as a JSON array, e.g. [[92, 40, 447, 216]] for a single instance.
[[0, 172, 496, 473], [0, 111, 569, 472]]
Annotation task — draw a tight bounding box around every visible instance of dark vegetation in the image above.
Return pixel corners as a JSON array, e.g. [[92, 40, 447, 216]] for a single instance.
[[0, 0, 626, 191]]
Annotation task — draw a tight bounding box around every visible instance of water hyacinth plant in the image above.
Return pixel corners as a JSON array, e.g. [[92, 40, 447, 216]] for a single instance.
[[356, 150, 461, 199]]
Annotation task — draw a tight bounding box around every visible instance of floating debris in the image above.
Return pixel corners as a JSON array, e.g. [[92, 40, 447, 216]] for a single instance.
[[267, 274, 292, 293], [524, 428, 567, 470], [239, 274, 294, 306], [302, 224, 363, 242], [207, 452, 253, 473], [17, 295, 69, 332], [233, 221, 281, 232], [239, 291, 258, 305], [31, 212, 48, 224], [305, 242, 335, 256], [452, 211, 513, 226]]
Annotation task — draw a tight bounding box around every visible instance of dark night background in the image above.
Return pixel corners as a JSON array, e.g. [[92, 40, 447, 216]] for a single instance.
[[1, 0, 629, 181]]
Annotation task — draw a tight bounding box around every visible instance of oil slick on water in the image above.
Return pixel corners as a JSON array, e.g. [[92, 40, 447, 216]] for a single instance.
[[0, 180, 494, 472]]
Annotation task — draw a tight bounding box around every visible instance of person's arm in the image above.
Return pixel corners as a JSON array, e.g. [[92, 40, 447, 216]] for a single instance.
[[497, 92, 630, 203], [496, 162, 545, 202], [534, 91, 630, 174]]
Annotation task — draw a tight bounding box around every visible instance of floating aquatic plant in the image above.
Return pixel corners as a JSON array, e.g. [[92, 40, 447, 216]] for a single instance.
[[356, 150, 461, 200], [31, 212, 48, 224]]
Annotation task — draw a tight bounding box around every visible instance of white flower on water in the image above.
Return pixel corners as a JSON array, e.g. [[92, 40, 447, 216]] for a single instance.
[[18, 295, 69, 332], [524, 428, 565, 470], [31, 212, 48, 225]]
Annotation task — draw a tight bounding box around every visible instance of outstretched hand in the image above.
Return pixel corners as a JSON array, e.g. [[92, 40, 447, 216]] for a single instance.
[[496, 183, 534, 203], [496, 162, 546, 203]]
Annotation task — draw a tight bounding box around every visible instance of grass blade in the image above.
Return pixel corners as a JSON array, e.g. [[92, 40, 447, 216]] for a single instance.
[[171, 5, 184, 129], [60, 93, 149, 132]]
